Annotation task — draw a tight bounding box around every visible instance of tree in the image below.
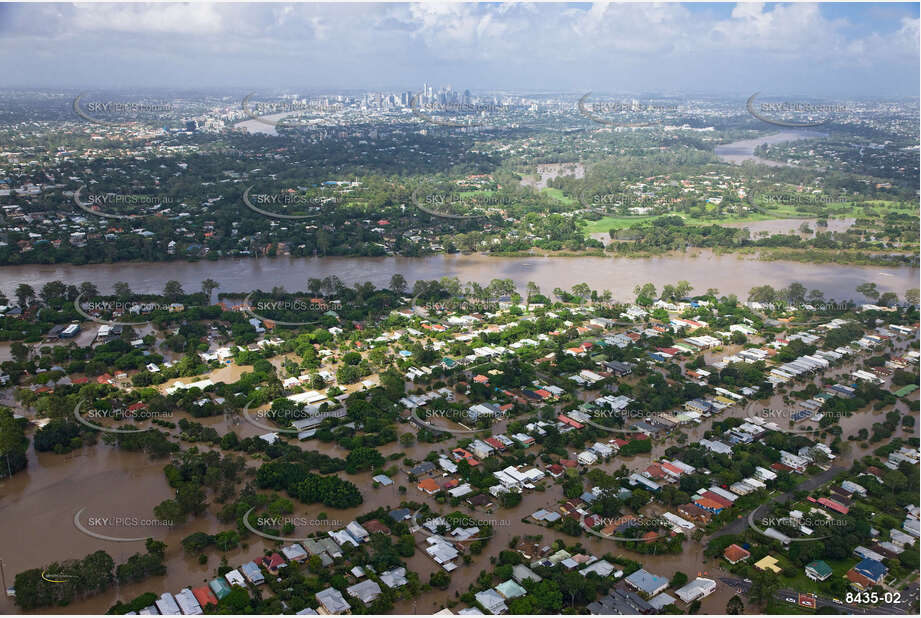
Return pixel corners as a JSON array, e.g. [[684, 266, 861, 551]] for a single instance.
[[784, 282, 807, 305], [78, 282, 99, 298], [571, 282, 591, 303], [856, 282, 879, 302], [113, 281, 132, 298], [674, 280, 693, 299], [526, 281, 540, 304], [307, 278, 323, 296], [726, 595, 744, 614], [748, 285, 777, 304], [399, 433, 416, 447], [0, 408, 28, 479], [40, 281, 67, 302], [748, 570, 779, 608], [669, 571, 688, 588], [634, 282, 656, 303], [878, 292, 898, 307], [429, 570, 450, 590], [163, 280, 184, 300], [906, 288, 920, 307], [15, 283, 35, 306], [345, 447, 384, 474], [389, 274, 408, 296], [201, 278, 219, 300]]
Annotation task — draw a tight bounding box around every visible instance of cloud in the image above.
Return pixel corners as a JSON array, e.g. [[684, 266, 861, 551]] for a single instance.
[[0, 2, 916, 95]]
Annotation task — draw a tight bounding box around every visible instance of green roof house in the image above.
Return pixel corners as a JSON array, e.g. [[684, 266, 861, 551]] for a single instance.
[[805, 560, 833, 581]]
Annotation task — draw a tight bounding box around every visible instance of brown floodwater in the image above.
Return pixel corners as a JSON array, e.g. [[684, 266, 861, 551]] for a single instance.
[[1, 326, 916, 614], [723, 218, 855, 237], [0, 251, 915, 305]]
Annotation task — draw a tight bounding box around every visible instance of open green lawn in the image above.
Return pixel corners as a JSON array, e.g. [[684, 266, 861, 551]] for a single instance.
[[581, 208, 828, 234], [542, 187, 576, 205], [579, 197, 918, 235]]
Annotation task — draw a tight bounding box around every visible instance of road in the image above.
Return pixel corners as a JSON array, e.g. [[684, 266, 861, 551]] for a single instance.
[[720, 577, 912, 615], [709, 465, 846, 540]]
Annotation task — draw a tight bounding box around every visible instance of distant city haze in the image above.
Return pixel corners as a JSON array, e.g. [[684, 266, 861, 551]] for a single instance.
[[0, 2, 918, 96]]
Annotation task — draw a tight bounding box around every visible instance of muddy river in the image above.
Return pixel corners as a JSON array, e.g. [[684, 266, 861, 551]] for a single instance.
[[0, 251, 915, 305]]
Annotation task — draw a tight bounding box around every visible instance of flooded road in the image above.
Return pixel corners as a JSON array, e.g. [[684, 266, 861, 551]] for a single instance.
[[0, 251, 914, 304], [1, 319, 916, 614]]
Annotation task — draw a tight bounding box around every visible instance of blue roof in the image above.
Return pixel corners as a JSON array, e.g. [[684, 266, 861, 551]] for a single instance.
[[854, 558, 887, 581]]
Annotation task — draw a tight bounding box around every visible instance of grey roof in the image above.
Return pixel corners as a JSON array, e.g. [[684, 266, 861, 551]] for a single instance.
[[648, 593, 676, 610], [346, 579, 382, 604], [316, 587, 350, 614], [380, 567, 409, 588], [411, 461, 436, 475], [624, 568, 668, 595], [511, 564, 542, 584]]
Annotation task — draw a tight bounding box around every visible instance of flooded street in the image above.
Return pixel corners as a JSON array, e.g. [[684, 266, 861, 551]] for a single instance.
[[1, 293, 916, 614], [0, 251, 914, 304]]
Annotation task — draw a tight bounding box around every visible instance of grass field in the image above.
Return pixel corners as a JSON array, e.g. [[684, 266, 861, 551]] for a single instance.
[[578, 199, 910, 235], [542, 186, 577, 205]]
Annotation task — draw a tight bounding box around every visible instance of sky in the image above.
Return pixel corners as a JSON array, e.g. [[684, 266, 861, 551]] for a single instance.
[[0, 2, 918, 97]]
